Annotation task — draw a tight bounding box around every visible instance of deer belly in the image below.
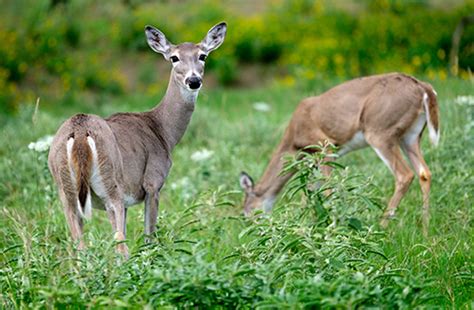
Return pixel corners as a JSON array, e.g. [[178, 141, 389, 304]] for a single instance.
[[338, 131, 368, 156]]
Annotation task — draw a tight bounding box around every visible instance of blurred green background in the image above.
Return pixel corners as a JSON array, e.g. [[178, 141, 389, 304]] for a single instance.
[[1, 0, 473, 114]]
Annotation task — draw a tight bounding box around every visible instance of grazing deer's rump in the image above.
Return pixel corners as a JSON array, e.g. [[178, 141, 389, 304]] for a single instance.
[[240, 73, 439, 236], [48, 22, 227, 257]]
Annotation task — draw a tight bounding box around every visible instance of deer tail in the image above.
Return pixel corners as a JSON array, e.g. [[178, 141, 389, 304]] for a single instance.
[[421, 86, 440, 147], [66, 133, 92, 219]]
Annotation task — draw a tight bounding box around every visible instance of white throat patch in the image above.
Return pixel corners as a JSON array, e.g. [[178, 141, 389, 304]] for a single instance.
[[262, 196, 276, 213], [179, 87, 199, 104]]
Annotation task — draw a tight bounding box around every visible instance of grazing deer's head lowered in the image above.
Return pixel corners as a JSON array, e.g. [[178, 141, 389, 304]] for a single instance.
[[239, 73, 439, 236], [48, 22, 226, 258], [239, 171, 276, 216]]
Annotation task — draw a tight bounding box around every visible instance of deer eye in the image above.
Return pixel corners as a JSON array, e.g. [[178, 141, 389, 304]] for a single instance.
[[170, 56, 179, 63], [198, 54, 207, 61]]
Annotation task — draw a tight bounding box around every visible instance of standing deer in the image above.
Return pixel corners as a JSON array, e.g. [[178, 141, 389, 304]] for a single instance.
[[239, 73, 439, 234], [48, 22, 227, 257]]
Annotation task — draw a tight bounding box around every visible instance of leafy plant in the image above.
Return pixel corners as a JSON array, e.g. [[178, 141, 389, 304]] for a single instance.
[[282, 142, 382, 227]]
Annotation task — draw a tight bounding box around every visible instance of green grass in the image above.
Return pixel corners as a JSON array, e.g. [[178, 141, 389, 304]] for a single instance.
[[1, 78, 473, 308]]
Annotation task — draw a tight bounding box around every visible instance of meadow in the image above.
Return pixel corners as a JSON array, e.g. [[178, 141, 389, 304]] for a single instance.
[[1, 76, 473, 308], [1, 0, 474, 308]]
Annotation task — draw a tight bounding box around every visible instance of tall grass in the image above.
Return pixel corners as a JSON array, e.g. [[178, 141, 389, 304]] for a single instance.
[[1, 78, 473, 308]]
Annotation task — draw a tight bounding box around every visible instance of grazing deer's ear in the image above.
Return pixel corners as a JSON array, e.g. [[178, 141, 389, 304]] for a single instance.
[[239, 171, 254, 193], [145, 25, 172, 59], [201, 22, 227, 53]]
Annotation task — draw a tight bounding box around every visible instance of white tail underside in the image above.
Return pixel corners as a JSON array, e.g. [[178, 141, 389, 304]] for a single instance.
[[423, 92, 440, 147], [87, 136, 109, 206]]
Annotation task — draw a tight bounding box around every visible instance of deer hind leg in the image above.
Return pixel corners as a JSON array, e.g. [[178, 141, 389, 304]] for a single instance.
[[91, 175, 128, 257], [92, 178, 128, 258], [58, 166, 85, 250], [87, 138, 128, 258], [106, 197, 129, 258], [369, 140, 414, 228], [59, 188, 85, 250], [401, 139, 432, 236]]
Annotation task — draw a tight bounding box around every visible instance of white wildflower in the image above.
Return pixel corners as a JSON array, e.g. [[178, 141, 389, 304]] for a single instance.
[[170, 177, 191, 190], [402, 286, 411, 297], [312, 274, 323, 284], [454, 95, 474, 106], [169, 177, 194, 200], [354, 271, 364, 282], [28, 135, 54, 153], [253, 102, 271, 112], [190, 149, 214, 162]]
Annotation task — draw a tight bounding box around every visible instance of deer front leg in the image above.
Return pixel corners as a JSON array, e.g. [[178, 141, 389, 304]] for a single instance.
[[144, 191, 160, 242], [143, 171, 165, 242], [143, 158, 169, 242], [319, 152, 334, 197]]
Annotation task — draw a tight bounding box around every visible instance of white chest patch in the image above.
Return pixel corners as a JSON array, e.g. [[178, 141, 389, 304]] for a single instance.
[[123, 194, 139, 207], [338, 131, 368, 156]]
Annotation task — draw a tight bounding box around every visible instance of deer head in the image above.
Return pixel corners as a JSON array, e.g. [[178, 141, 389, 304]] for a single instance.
[[239, 171, 275, 216], [145, 22, 227, 95]]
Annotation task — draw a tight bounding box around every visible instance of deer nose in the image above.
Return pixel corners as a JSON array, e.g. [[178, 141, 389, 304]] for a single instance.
[[186, 76, 202, 90]]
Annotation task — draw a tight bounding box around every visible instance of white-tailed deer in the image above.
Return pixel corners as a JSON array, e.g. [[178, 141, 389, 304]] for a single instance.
[[48, 22, 227, 257], [240, 73, 439, 234]]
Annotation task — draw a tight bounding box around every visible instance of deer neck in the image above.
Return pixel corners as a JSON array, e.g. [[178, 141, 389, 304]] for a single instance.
[[254, 137, 294, 211], [151, 71, 198, 150]]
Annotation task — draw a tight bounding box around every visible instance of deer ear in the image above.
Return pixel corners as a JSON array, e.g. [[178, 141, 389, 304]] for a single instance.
[[201, 22, 227, 53], [239, 171, 254, 193], [145, 25, 172, 59]]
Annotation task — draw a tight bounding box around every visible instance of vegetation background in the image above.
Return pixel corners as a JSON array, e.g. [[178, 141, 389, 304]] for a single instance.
[[1, 0, 473, 308]]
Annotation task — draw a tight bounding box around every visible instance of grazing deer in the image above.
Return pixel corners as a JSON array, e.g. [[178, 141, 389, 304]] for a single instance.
[[48, 22, 227, 257], [240, 73, 439, 234]]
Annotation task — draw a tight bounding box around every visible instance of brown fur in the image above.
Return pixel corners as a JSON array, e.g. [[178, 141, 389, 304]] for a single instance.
[[71, 133, 92, 210], [423, 85, 440, 132], [48, 22, 227, 257], [240, 73, 440, 235]]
